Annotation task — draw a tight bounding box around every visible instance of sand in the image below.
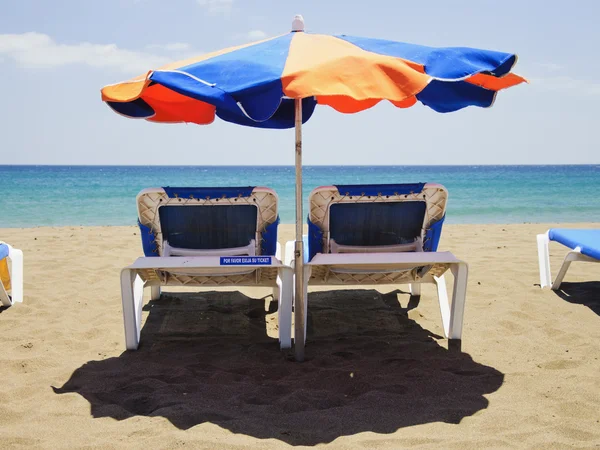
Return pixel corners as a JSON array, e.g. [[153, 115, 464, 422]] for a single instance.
[[0, 223, 599, 449]]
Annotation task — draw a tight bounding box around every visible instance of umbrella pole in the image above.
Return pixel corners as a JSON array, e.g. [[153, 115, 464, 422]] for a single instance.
[[294, 98, 305, 362]]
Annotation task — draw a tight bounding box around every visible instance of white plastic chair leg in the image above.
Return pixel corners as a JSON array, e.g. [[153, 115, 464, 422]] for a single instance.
[[277, 268, 293, 349], [434, 274, 450, 337], [551, 250, 580, 290], [150, 285, 161, 301], [448, 263, 468, 340], [120, 269, 145, 350], [409, 283, 421, 297], [8, 248, 23, 304], [537, 232, 552, 288], [0, 284, 11, 306], [272, 284, 280, 302]]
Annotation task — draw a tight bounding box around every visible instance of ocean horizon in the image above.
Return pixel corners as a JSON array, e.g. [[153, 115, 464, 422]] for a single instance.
[[1, 164, 599, 227]]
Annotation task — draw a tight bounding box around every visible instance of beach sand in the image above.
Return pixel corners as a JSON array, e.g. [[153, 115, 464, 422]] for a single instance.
[[0, 223, 599, 449]]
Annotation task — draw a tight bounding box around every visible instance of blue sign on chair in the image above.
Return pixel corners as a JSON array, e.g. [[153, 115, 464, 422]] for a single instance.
[[220, 256, 272, 265]]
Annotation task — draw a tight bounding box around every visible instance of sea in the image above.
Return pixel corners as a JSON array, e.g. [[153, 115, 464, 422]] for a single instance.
[[0, 165, 598, 227]]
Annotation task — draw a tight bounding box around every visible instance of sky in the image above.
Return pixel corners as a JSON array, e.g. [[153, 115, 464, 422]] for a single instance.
[[0, 0, 598, 165]]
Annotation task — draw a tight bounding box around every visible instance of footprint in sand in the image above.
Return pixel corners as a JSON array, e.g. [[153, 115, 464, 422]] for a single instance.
[[499, 320, 526, 333], [538, 359, 582, 370], [509, 310, 536, 321]]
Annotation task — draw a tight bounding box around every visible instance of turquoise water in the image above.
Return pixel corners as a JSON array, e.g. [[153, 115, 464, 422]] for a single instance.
[[0, 165, 599, 227]]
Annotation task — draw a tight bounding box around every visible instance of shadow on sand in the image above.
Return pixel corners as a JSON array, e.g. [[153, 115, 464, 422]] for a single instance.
[[55, 289, 503, 446], [554, 281, 600, 315]]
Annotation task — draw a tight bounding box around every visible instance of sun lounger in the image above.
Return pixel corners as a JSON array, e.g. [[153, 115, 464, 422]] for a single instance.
[[0, 241, 23, 306], [121, 186, 293, 350], [284, 183, 468, 350], [537, 228, 600, 289]]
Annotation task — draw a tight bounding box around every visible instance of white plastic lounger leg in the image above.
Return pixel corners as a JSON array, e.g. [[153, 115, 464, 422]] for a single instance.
[[7, 247, 23, 304], [120, 269, 145, 350], [552, 254, 573, 291], [434, 275, 450, 337], [409, 283, 421, 297], [448, 263, 468, 340], [0, 285, 11, 306], [274, 242, 283, 301], [551, 250, 584, 291], [277, 268, 293, 349], [537, 232, 552, 289], [150, 285, 161, 301]]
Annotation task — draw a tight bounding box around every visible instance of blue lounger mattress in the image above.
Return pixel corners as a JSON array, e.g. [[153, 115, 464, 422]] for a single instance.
[[548, 229, 600, 260], [0, 244, 8, 260]]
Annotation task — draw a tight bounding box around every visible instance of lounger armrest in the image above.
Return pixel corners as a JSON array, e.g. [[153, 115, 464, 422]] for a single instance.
[[330, 238, 422, 254], [163, 239, 256, 257], [125, 256, 291, 271], [307, 251, 464, 267]]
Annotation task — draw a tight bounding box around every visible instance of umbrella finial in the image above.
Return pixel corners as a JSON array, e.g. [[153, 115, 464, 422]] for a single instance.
[[292, 14, 304, 32]]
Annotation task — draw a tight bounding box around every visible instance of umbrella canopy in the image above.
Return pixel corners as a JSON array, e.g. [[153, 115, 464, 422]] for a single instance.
[[101, 16, 525, 361], [102, 17, 525, 129]]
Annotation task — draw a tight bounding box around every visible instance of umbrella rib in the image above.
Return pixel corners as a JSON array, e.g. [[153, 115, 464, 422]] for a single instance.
[[152, 70, 217, 87], [235, 97, 283, 122]]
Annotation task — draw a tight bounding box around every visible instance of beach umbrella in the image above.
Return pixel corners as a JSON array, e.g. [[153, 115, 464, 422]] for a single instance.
[[101, 15, 525, 361]]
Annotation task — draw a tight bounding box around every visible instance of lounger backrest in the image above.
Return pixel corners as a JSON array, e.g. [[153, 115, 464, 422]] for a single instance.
[[329, 201, 427, 247], [158, 204, 257, 250], [137, 186, 279, 257], [308, 183, 447, 260]]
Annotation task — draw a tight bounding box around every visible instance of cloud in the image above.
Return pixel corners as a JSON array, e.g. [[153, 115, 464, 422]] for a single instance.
[[535, 62, 563, 72], [0, 32, 198, 74], [246, 30, 267, 40], [196, 0, 234, 15], [230, 30, 268, 43], [145, 42, 192, 52], [529, 75, 600, 96], [521, 63, 600, 96]]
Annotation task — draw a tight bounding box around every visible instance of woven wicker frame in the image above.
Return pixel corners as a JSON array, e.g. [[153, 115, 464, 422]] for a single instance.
[[307, 183, 449, 285], [137, 187, 279, 257], [309, 183, 447, 254]]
